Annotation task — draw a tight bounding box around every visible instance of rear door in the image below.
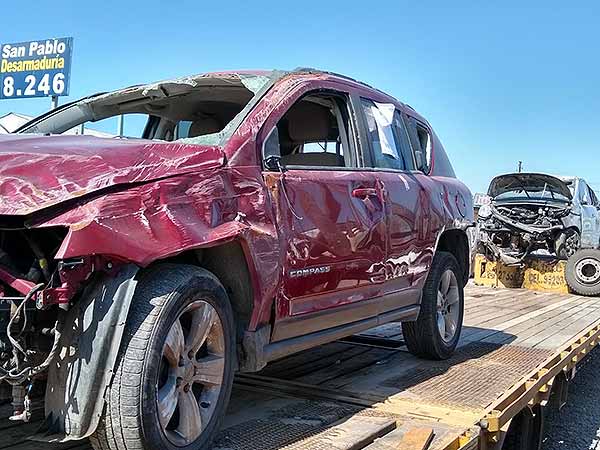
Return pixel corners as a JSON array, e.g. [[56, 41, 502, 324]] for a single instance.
[[261, 88, 389, 341], [357, 99, 432, 305]]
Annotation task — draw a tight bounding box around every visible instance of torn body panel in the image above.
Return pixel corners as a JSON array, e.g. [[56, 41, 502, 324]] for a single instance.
[[0, 134, 224, 217], [40, 165, 280, 330]]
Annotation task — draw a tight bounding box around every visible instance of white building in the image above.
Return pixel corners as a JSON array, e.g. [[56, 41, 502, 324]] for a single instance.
[[0, 112, 113, 137], [0, 112, 31, 133]]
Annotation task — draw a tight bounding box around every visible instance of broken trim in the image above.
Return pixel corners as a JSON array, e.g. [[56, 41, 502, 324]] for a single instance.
[[35, 264, 139, 442]]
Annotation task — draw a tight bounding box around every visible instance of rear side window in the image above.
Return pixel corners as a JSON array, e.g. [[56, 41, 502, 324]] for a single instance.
[[360, 99, 412, 170], [406, 116, 432, 173]]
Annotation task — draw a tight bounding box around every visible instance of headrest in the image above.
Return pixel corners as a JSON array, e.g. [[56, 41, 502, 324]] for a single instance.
[[188, 117, 221, 137], [286, 102, 331, 142]]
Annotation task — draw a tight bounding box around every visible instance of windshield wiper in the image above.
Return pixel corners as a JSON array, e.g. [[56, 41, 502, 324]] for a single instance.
[[507, 176, 531, 199]]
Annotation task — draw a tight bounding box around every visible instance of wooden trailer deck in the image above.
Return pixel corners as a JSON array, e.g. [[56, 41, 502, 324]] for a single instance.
[[2, 284, 600, 450]]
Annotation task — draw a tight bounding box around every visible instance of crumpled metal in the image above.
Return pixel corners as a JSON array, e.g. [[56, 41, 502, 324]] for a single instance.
[[0, 133, 224, 216]]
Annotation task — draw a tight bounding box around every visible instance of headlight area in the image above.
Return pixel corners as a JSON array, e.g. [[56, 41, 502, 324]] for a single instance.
[[0, 226, 121, 386]]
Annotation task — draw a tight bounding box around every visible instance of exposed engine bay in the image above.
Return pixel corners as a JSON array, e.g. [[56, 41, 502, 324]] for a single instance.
[[477, 173, 581, 265], [0, 226, 118, 414], [0, 229, 65, 385]]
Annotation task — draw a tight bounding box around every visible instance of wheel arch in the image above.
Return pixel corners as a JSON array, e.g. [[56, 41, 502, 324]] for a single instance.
[[436, 229, 470, 286], [152, 240, 257, 345]]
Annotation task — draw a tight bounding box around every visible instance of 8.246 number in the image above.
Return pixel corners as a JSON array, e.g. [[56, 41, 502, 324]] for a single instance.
[[2, 73, 65, 97]]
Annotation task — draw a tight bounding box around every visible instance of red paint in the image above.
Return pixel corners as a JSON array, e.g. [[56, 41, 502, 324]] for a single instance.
[[0, 265, 35, 295], [0, 70, 473, 337]]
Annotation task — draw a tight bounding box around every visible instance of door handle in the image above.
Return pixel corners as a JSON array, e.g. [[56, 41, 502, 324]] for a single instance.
[[352, 187, 378, 199]]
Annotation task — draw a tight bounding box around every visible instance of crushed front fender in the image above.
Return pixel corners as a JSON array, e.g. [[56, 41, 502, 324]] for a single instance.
[[31, 264, 139, 442]]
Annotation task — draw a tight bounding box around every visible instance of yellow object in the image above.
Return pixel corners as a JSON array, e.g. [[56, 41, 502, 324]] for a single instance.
[[474, 254, 569, 294], [473, 254, 523, 288], [523, 259, 569, 294]]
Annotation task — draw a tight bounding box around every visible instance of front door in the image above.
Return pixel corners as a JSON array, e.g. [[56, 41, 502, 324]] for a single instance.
[[580, 181, 600, 248], [262, 90, 388, 341]]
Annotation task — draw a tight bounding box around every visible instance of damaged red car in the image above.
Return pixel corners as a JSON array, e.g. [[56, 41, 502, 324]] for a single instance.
[[0, 69, 473, 450]]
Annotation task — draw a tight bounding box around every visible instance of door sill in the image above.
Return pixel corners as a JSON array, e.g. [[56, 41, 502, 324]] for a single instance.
[[262, 304, 419, 363]]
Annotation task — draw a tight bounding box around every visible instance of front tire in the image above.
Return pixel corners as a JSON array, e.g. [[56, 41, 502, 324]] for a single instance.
[[402, 252, 464, 360], [90, 264, 235, 450]]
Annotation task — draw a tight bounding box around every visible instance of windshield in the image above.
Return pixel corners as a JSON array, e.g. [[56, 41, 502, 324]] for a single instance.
[[17, 72, 274, 145], [489, 174, 572, 202]]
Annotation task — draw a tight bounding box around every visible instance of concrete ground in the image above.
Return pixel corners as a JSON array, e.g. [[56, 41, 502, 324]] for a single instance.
[[543, 348, 600, 450]]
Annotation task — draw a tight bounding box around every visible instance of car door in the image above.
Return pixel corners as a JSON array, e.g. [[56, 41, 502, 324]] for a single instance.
[[356, 98, 427, 308], [261, 89, 389, 342], [582, 182, 600, 247]]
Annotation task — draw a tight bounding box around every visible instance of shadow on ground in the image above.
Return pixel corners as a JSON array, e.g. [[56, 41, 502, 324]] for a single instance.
[[542, 347, 600, 450]]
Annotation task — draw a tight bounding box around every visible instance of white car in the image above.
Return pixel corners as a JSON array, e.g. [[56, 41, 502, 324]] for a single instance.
[[477, 173, 600, 295]]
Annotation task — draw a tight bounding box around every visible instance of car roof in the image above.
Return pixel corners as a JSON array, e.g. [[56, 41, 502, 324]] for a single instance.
[[18, 68, 430, 134], [203, 68, 428, 124]]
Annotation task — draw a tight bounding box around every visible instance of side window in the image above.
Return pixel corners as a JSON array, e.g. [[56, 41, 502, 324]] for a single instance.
[[392, 111, 416, 170], [175, 117, 222, 139], [580, 181, 591, 205], [262, 93, 355, 169], [406, 116, 432, 173], [360, 99, 406, 170], [67, 113, 150, 138], [588, 186, 599, 207]]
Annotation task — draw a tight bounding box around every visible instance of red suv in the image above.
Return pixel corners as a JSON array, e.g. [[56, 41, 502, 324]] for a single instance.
[[0, 69, 473, 450]]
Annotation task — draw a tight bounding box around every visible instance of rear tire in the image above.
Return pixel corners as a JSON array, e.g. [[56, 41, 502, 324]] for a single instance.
[[565, 249, 600, 296], [90, 264, 235, 450], [402, 251, 464, 360]]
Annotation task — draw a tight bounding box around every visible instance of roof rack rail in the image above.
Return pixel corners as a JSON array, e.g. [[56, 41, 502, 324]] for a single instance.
[[291, 67, 398, 103]]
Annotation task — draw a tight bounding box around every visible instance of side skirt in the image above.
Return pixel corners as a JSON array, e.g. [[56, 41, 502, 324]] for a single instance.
[[240, 303, 419, 372]]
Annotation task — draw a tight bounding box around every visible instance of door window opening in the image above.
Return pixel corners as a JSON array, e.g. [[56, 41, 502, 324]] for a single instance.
[[263, 93, 354, 169]]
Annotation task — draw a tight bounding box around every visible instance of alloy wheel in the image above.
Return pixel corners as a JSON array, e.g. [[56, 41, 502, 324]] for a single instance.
[[436, 269, 460, 343], [157, 300, 225, 446]]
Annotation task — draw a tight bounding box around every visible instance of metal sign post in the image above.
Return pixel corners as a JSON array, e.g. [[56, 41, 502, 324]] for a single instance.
[[51, 95, 58, 110], [117, 115, 124, 137]]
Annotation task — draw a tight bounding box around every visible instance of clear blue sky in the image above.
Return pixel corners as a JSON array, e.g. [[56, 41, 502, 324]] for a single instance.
[[2, 1, 599, 193]]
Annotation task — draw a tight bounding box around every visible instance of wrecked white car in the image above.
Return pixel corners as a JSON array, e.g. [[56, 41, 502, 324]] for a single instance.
[[477, 173, 600, 265]]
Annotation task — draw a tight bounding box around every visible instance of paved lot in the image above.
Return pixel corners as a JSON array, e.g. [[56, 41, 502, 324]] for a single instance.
[[543, 348, 600, 450]]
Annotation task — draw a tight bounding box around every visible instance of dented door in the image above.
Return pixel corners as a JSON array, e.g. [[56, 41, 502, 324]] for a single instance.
[[267, 169, 387, 341]]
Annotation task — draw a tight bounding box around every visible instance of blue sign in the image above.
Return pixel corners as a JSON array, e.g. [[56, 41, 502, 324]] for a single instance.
[[0, 37, 73, 100]]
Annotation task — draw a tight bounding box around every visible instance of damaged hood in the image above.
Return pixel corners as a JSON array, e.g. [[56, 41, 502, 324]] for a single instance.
[[488, 173, 572, 202], [0, 134, 224, 216]]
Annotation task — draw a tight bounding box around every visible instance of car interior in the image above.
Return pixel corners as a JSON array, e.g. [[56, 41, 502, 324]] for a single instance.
[[264, 94, 353, 168], [19, 75, 262, 140]]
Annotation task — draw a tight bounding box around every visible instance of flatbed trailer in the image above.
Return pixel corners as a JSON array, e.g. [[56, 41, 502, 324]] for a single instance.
[[2, 283, 600, 450]]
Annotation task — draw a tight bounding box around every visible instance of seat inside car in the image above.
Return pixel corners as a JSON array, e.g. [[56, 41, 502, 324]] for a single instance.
[[280, 100, 345, 167], [188, 116, 222, 137]]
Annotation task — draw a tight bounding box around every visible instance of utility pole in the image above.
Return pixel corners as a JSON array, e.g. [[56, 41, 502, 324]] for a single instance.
[[518, 161, 523, 173]]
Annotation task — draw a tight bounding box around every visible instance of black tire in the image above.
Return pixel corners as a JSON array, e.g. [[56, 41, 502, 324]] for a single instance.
[[90, 264, 236, 450], [402, 251, 464, 360], [565, 249, 600, 296]]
